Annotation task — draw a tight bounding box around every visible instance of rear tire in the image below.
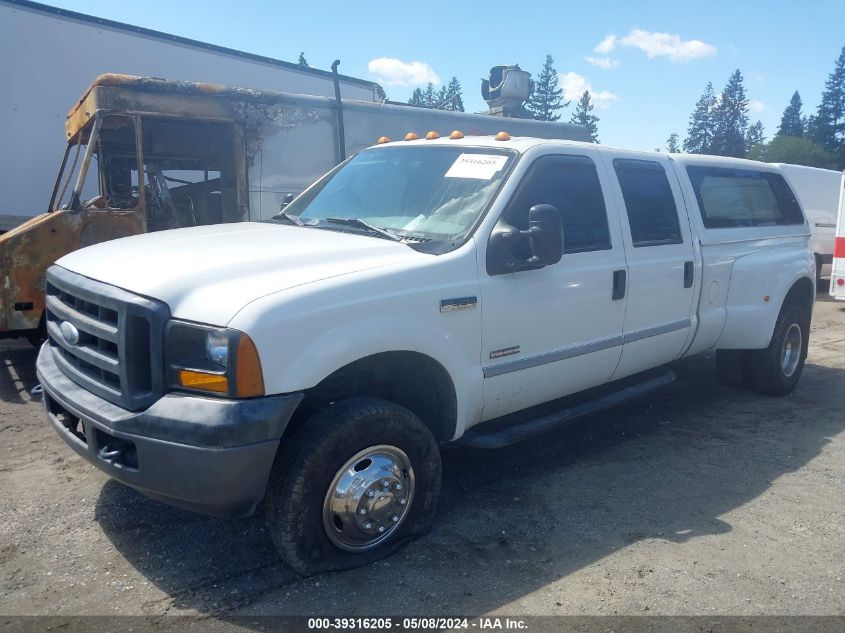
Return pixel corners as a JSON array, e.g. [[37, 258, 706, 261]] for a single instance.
[[265, 397, 441, 576], [748, 304, 809, 396]]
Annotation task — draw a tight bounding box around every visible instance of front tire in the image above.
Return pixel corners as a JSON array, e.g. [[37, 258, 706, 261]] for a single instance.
[[265, 397, 441, 576], [749, 304, 809, 396]]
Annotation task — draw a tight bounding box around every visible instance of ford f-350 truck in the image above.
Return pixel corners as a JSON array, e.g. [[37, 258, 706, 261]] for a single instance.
[[36, 135, 815, 575]]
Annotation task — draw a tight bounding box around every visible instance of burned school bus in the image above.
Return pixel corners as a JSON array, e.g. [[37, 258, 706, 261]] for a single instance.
[[0, 72, 590, 344]]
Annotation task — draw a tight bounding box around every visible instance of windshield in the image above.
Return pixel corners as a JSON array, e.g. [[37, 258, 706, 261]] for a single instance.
[[283, 146, 515, 243]]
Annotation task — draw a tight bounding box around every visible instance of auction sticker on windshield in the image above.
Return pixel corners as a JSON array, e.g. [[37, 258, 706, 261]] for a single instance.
[[445, 154, 509, 180]]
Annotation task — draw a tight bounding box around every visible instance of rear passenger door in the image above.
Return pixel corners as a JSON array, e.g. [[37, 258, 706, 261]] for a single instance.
[[600, 154, 697, 379]]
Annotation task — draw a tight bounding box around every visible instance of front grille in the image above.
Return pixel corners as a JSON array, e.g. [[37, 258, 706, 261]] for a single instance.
[[45, 266, 170, 411]]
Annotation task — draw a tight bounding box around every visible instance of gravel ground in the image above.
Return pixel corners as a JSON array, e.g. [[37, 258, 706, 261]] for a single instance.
[[1, 288, 843, 623]]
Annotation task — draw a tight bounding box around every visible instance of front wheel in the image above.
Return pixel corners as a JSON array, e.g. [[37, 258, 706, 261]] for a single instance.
[[265, 397, 441, 575], [749, 304, 809, 396]]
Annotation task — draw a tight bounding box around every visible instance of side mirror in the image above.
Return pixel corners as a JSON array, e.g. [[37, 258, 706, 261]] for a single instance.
[[526, 204, 563, 267], [486, 204, 564, 275], [280, 193, 295, 211]]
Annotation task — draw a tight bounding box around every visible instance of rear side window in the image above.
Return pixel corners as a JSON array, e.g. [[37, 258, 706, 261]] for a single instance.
[[686, 166, 805, 228], [614, 159, 683, 247], [505, 155, 611, 254]]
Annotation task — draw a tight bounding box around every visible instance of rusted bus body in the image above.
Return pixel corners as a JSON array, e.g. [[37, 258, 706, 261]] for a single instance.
[[0, 211, 145, 335], [0, 73, 591, 342], [0, 75, 256, 342]]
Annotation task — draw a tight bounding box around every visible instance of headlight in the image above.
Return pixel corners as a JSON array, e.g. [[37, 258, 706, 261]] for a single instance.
[[165, 321, 264, 398], [205, 329, 230, 367]]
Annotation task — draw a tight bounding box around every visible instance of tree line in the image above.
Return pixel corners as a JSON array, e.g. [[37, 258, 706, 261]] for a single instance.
[[670, 46, 845, 169], [405, 54, 601, 142], [408, 78, 466, 112]]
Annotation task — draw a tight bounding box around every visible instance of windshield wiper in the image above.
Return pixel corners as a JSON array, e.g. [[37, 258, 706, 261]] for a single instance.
[[271, 211, 304, 226], [323, 217, 403, 242]]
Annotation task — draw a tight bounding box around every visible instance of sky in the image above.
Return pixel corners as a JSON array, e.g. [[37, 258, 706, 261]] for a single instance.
[[44, 0, 845, 151]]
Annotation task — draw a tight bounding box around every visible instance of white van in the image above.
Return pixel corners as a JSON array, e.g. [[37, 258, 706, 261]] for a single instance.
[[778, 164, 841, 280]]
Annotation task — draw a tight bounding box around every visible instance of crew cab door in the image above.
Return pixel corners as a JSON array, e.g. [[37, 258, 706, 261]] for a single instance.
[[479, 150, 628, 421], [600, 153, 697, 379]]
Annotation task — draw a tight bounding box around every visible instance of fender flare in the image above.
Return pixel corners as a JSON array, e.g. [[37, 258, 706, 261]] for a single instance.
[[716, 247, 815, 350]]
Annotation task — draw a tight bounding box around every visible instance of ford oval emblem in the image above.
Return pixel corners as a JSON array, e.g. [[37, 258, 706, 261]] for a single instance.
[[59, 321, 80, 346]]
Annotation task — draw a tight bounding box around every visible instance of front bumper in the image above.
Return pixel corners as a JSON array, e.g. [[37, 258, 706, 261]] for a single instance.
[[37, 343, 303, 518]]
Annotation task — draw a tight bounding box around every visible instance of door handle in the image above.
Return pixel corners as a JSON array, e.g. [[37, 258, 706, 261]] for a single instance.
[[612, 269, 626, 300], [684, 261, 694, 288]]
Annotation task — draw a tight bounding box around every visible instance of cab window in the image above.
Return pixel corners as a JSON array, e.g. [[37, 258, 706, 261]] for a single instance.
[[504, 155, 611, 254], [614, 159, 683, 247]]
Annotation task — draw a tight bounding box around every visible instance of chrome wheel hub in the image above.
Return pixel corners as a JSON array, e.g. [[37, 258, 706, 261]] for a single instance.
[[781, 322, 802, 378], [322, 445, 414, 552]]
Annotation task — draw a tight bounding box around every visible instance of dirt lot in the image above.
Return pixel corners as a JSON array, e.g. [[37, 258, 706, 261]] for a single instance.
[[1, 288, 843, 622]]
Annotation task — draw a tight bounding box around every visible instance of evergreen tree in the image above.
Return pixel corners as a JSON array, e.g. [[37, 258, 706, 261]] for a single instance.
[[666, 132, 681, 153], [407, 87, 425, 107], [745, 120, 766, 151], [570, 91, 599, 142], [809, 46, 845, 167], [711, 70, 750, 157], [683, 82, 717, 154], [802, 114, 813, 137], [436, 84, 449, 106], [297, 52, 309, 67], [408, 83, 439, 109], [527, 54, 567, 121], [776, 91, 804, 138], [422, 82, 438, 108], [432, 77, 465, 111]]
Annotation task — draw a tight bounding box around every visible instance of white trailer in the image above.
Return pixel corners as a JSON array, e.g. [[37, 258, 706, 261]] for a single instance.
[[0, 0, 384, 231], [778, 163, 841, 280]]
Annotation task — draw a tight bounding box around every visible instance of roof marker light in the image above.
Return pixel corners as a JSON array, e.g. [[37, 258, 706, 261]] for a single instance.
[[404, 132, 419, 141], [377, 136, 391, 144], [495, 131, 510, 141], [449, 130, 464, 139], [425, 131, 440, 140]]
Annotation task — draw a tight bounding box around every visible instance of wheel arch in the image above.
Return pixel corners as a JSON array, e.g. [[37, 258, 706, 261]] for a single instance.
[[780, 275, 814, 320], [284, 351, 458, 444]]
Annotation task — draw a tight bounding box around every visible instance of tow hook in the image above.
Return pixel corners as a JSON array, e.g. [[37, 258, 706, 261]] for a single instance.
[[99, 442, 129, 462], [30, 384, 43, 399]]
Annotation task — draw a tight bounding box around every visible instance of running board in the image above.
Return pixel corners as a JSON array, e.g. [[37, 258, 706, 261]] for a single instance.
[[461, 370, 676, 449]]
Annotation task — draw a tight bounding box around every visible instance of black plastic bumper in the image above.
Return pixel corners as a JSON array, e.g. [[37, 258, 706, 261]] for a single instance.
[[36, 344, 303, 518]]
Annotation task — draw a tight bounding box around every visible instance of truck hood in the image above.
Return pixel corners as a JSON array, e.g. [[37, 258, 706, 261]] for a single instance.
[[56, 222, 425, 325]]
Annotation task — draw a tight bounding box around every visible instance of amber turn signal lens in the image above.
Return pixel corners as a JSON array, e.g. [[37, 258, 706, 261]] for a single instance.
[[235, 334, 265, 398], [404, 132, 419, 141], [178, 370, 228, 393], [425, 130, 440, 140], [377, 136, 391, 144], [449, 130, 464, 139], [495, 131, 510, 141]]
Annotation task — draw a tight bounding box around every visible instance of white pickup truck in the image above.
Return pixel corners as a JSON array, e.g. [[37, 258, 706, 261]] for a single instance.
[[36, 134, 815, 575]]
